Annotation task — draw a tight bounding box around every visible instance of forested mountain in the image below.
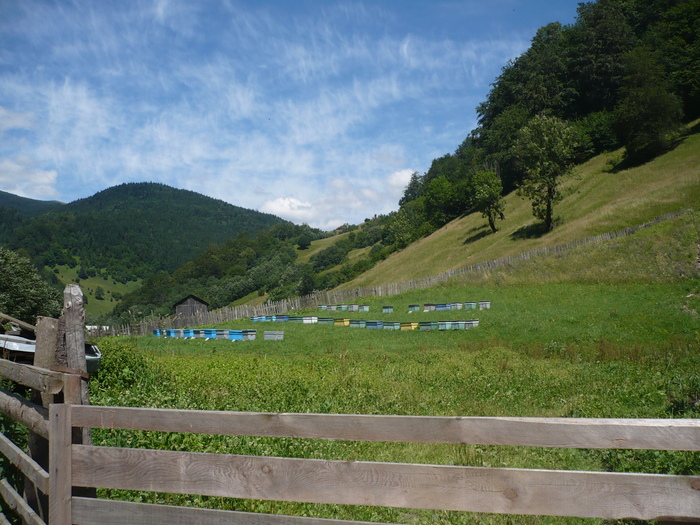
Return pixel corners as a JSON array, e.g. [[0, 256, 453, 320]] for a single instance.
[[0, 190, 65, 216], [0, 183, 287, 283]]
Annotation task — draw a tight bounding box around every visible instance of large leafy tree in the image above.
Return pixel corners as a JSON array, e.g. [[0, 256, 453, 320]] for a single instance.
[[514, 115, 580, 231], [0, 246, 62, 324], [614, 46, 684, 163], [470, 171, 505, 233]]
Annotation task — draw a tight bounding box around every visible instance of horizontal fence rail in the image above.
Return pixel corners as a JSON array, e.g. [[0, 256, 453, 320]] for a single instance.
[[73, 406, 700, 450], [122, 209, 691, 336], [50, 404, 700, 524]]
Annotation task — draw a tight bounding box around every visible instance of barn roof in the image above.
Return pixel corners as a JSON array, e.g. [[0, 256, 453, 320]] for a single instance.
[[174, 294, 210, 307]]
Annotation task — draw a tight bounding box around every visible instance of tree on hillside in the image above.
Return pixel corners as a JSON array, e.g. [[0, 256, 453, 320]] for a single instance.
[[614, 46, 684, 163], [470, 170, 505, 233], [0, 246, 62, 324], [514, 115, 580, 232], [296, 232, 312, 250]]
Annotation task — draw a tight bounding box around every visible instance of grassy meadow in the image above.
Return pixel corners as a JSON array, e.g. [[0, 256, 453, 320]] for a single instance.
[[52, 263, 142, 319], [89, 211, 700, 524]]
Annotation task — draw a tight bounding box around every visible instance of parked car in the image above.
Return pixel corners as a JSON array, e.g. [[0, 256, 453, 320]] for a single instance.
[[0, 334, 102, 375]]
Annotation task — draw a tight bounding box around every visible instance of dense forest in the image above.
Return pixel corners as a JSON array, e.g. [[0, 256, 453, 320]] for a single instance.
[[0, 183, 287, 283], [1, 0, 698, 325]]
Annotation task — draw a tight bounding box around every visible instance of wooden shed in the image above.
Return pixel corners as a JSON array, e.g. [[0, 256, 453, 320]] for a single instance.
[[174, 295, 209, 317]]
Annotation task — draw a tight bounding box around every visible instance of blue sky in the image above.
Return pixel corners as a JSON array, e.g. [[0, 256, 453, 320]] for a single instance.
[[0, 0, 581, 229]]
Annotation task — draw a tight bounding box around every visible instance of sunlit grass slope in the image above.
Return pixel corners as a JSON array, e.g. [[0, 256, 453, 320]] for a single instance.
[[295, 231, 350, 264], [341, 127, 700, 289], [53, 264, 142, 319]]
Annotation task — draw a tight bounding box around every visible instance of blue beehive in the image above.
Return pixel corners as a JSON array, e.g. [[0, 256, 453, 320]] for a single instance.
[[152, 329, 161, 337], [382, 306, 394, 313], [183, 329, 194, 339], [438, 321, 451, 331], [165, 329, 176, 338], [203, 329, 217, 339], [349, 319, 366, 328], [436, 303, 449, 311], [383, 321, 401, 330], [366, 321, 383, 329], [228, 330, 243, 341]]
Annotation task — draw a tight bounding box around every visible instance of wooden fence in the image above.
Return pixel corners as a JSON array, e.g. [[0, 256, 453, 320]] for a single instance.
[[50, 406, 700, 524], [124, 209, 692, 336], [1, 285, 699, 523]]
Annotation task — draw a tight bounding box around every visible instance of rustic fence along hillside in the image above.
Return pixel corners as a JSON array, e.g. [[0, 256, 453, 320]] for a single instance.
[[122, 209, 690, 336], [1, 285, 699, 523]]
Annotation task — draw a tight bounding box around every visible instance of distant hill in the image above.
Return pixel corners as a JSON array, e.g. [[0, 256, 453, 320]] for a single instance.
[[0, 190, 65, 216], [1, 182, 287, 282]]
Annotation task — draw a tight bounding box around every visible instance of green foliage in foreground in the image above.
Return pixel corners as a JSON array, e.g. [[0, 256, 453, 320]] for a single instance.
[[89, 271, 700, 523], [0, 246, 62, 323]]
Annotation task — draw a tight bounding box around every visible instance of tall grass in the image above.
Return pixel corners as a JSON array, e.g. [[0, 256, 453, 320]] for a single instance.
[[89, 277, 699, 522]]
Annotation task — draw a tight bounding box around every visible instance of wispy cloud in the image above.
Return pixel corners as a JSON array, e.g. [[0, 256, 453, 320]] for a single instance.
[[0, 0, 580, 228]]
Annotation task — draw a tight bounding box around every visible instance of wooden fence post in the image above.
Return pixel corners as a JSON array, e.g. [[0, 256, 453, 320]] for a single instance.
[[23, 316, 57, 522]]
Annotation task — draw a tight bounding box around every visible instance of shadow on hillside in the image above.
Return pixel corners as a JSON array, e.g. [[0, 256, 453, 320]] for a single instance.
[[607, 128, 693, 173], [463, 226, 492, 245], [510, 222, 550, 240]]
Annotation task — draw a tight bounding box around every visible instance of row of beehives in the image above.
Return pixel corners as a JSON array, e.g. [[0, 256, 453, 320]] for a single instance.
[[250, 315, 479, 331], [152, 328, 284, 340], [319, 301, 491, 313]]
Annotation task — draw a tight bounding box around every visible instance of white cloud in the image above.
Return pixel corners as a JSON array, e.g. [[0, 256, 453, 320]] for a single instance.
[[0, 107, 34, 132], [387, 168, 414, 192], [259, 197, 314, 223], [0, 156, 59, 199]]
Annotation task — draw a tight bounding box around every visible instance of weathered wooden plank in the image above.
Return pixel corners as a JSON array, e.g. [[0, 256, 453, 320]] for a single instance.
[[0, 359, 64, 395], [0, 479, 45, 525], [0, 511, 12, 525], [71, 406, 700, 451], [0, 312, 36, 333], [48, 404, 72, 525], [0, 431, 49, 493], [71, 497, 394, 525], [0, 388, 48, 439], [72, 445, 700, 521], [26, 315, 59, 522]]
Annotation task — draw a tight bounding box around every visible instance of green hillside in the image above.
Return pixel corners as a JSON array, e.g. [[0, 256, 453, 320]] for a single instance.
[[339, 125, 699, 289], [2, 182, 287, 282]]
